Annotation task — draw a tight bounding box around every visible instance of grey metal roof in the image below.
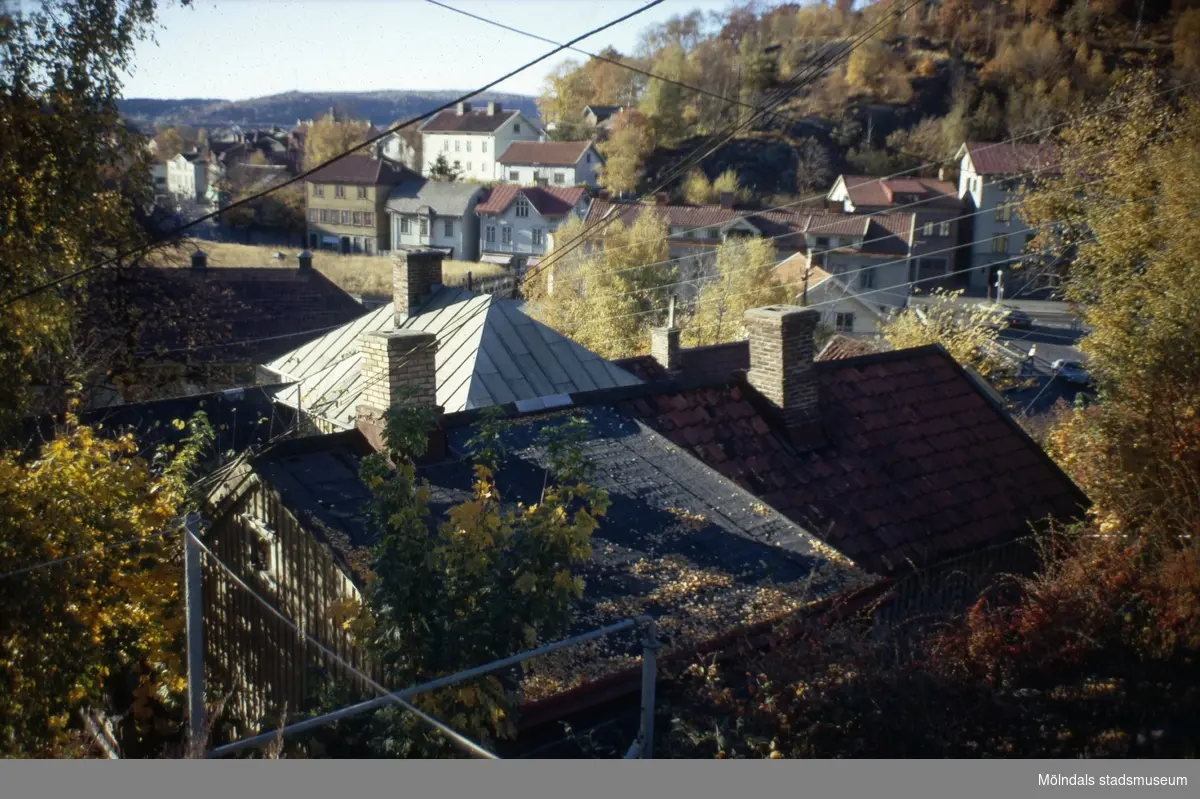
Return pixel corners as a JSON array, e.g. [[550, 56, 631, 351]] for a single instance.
[[385, 178, 485, 217], [265, 287, 642, 428]]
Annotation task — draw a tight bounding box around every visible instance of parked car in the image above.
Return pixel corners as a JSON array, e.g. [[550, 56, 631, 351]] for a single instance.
[[1051, 359, 1090, 385]]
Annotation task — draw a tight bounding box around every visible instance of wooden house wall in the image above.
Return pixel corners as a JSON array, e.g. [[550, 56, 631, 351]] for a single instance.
[[202, 479, 378, 730]]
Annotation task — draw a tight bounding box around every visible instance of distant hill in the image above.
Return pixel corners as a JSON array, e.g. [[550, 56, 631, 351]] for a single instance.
[[118, 90, 541, 130]]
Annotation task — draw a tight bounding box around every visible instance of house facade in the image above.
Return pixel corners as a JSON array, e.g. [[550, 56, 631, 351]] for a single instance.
[[304, 154, 414, 254], [956, 141, 1060, 291], [495, 140, 602, 187], [828, 174, 962, 287], [419, 101, 542, 183], [151, 152, 196, 204], [476, 185, 589, 270], [386, 178, 485, 261], [801, 212, 915, 315]]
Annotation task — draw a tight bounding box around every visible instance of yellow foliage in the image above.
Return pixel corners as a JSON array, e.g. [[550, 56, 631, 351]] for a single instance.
[[683, 237, 789, 348]]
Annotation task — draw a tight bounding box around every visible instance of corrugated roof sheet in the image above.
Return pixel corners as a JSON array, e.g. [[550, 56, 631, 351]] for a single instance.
[[265, 287, 642, 426]]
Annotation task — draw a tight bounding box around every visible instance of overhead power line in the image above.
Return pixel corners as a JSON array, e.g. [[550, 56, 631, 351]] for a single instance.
[[0, 0, 669, 310]]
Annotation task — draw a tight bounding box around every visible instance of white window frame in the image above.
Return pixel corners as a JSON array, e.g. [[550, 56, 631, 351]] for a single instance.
[[991, 235, 1009, 254], [444, 218, 454, 237], [514, 198, 530, 218], [502, 227, 512, 245], [532, 228, 544, 246], [834, 312, 855, 333], [922, 221, 934, 237], [419, 217, 429, 236], [938, 221, 951, 237], [400, 216, 411, 234], [485, 225, 496, 243]]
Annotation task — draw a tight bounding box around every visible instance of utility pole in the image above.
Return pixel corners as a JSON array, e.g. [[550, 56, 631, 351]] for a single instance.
[[184, 514, 206, 753]]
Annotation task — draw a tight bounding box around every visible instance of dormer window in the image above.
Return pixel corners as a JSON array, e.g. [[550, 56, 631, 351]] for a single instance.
[[515, 197, 530, 218]]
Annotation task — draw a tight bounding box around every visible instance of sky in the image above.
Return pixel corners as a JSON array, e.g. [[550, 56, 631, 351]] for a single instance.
[[119, 0, 741, 100]]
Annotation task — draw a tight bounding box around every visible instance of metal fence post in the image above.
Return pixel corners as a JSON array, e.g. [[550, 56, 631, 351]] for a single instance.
[[638, 619, 660, 759], [184, 514, 206, 753]]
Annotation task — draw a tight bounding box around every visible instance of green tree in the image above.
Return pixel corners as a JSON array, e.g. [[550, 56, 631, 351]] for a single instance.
[[638, 44, 690, 146], [427, 153, 461, 182], [597, 109, 654, 194], [683, 237, 789, 347], [334, 400, 607, 756]]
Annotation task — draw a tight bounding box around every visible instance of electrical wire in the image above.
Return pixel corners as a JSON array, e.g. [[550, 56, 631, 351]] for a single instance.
[[0, 0, 669, 310]]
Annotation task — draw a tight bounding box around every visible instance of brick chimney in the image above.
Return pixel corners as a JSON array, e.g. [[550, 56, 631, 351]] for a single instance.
[[718, 191, 734, 209], [487, 101, 502, 116], [393, 249, 444, 322], [650, 295, 681, 375], [355, 328, 445, 458], [457, 101, 472, 116], [655, 192, 669, 206], [744, 305, 823, 448], [191, 249, 207, 270]]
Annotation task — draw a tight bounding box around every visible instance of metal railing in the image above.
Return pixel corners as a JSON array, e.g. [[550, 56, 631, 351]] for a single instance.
[[206, 615, 660, 759]]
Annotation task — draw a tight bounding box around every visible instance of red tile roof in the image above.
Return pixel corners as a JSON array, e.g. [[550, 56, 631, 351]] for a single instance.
[[476, 185, 587, 216], [498, 140, 593, 166], [421, 107, 521, 133], [962, 141, 1061, 176], [305, 154, 414, 185], [614, 340, 750, 383], [841, 175, 962, 210], [618, 346, 1087, 575]]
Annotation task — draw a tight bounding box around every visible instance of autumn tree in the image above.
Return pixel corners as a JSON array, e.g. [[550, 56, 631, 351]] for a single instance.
[[877, 289, 1011, 380], [302, 112, 371, 170], [154, 127, 184, 160], [1174, 8, 1200, 73], [683, 237, 789, 347], [1022, 74, 1200, 540], [527, 213, 673, 359], [682, 168, 714, 204], [301, 400, 607, 757], [597, 109, 654, 195], [638, 44, 691, 146]]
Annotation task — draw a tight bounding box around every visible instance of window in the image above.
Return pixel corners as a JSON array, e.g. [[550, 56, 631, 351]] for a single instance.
[[860, 267, 876, 289], [319, 209, 328, 223], [443, 140, 449, 151], [515, 197, 530, 218], [938, 221, 951, 237], [502, 227, 512, 245], [834, 312, 855, 333], [586, 152, 592, 163], [532, 228, 544, 246], [995, 204, 1012, 225], [509, 171, 519, 181], [353, 237, 362, 253], [922, 221, 934, 237], [838, 237, 854, 248], [444, 219, 454, 237], [341, 210, 350, 225], [454, 160, 461, 169], [353, 211, 363, 226], [357, 186, 367, 199], [684, 229, 695, 239], [991, 235, 1009, 254], [455, 140, 460, 152], [485, 225, 496, 243], [514, 123, 521, 133], [815, 236, 830, 248], [364, 237, 374, 255], [466, 141, 472, 153], [401, 216, 411, 234], [314, 184, 324, 197], [335, 184, 345, 198], [553, 172, 565, 184], [708, 227, 720, 240], [466, 162, 472, 172], [482, 141, 488, 154], [308, 208, 318, 223], [365, 212, 374, 226], [419, 217, 428, 236]]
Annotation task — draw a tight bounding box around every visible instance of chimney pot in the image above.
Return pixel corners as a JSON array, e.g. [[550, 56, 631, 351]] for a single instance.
[[393, 248, 445, 322], [191, 250, 207, 270], [457, 101, 472, 116], [487, 101, 501, 115], [655, 192, 669, 206], [298, 250, 313, 270], [719, 191, 734, 209], [744, 304, 823, 448]]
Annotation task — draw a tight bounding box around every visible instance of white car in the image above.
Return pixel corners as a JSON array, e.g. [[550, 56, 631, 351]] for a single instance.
[[1052, 359, 1090, 385]]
